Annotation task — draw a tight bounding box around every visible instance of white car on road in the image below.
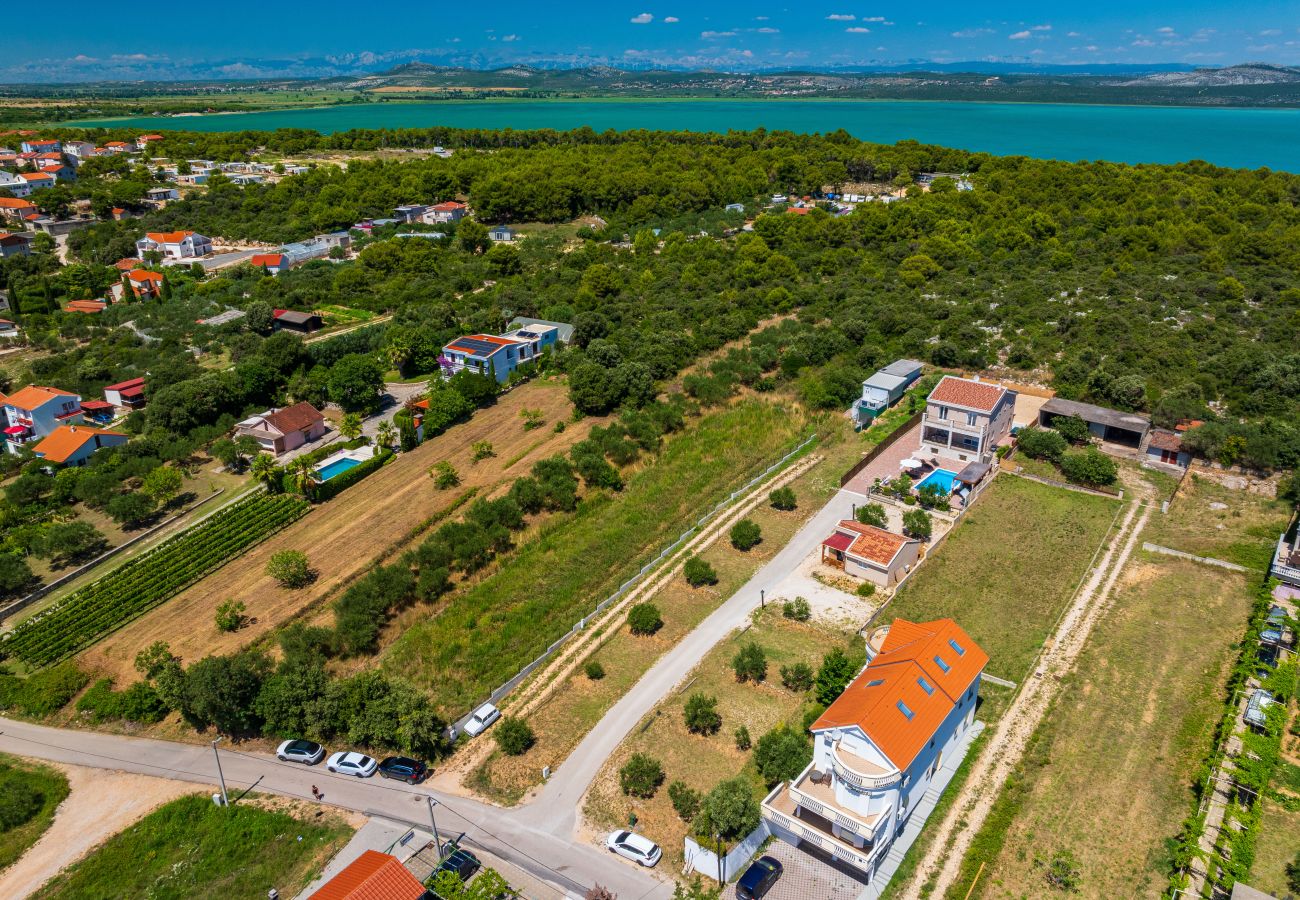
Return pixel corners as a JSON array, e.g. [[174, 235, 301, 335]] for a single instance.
[[276, 739, 325, 765], [326, 751, 378, 777], [605, 830, 662, 867], [463, 702, 501, 737]]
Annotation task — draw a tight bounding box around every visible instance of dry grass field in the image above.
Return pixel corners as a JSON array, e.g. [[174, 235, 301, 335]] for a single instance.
[[79, 381, 587, 681], [1141, 472, 1291, 571]]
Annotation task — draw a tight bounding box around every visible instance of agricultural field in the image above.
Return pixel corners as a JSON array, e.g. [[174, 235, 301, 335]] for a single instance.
[[33, 794, 352, 899], [956, 556, 1253, 900], [0, 754, 69, 872], [583, 604, 858, 873], [317, 304, 377, 326], [4, 493, 309, 669], [1250, 796, 1300, 897], [1141, 473, 1292, 571], [886, 473, 1122, 686], [79, 379, 588, 683], [468, 420, 864, 804], [382, 399, 813, 715]]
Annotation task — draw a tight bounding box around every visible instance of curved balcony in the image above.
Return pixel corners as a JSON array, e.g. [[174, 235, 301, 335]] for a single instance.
[[831, 741, 902, 791]]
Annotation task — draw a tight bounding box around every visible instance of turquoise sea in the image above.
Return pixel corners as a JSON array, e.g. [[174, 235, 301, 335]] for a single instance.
[[73, 99, 1300, 172]]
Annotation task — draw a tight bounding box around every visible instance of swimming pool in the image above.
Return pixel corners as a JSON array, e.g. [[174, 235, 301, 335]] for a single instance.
[[915, 468, 960, 495], [316, 457, 362, 481]]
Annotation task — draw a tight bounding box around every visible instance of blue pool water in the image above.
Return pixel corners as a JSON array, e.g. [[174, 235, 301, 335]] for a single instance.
[[916, 468, 960, 495], [316, 457, 361, 481]]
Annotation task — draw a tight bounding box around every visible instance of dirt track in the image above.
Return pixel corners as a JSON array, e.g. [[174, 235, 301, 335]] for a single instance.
[[80, 381, 585, 682]]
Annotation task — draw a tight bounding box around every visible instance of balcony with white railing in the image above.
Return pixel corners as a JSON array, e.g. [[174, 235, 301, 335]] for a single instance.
[[1272, 535, 1300, 587], [788, 770, 884, 844], [830, 740, 903, 791], [762, 782, 879, 875]]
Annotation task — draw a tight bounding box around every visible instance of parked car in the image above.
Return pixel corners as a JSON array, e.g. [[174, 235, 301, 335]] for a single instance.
[[275, 739, 324, 765], [463, 703, 500, 737], [434, 846, 481, 882], [736, 855, 783, 899], [378, 756, 428, 784], [605, 830, 661, 867], [326, 751, 378, 777]]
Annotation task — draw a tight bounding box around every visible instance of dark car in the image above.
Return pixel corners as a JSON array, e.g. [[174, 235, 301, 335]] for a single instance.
[[736, 855, 783, 899], [377, 756, 428, 784], [434, 847, 481, 883]]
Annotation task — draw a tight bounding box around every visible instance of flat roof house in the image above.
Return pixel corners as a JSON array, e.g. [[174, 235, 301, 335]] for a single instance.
[[821, 520, 922, 587], [919, 376, 1015, 465], [505, 317, 574, 343], [1037, 397, 1150, 449], [855, 359, 924, 425], [235, 402, 327, 455], [762, 618, 986, 886], [2, 385, 83, 453], [104, 377, 147, 410], [136, 230, 213, 260], [32, 424, 128, 467], [440, 329, 552, 384]]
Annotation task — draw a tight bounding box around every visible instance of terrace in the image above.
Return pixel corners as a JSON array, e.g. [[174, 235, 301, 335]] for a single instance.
[[762, 782, 880, 874]]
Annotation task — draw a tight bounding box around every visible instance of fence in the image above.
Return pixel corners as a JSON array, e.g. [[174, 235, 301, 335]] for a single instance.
[[840, 412, 922, 488], [684, 822, 771, 882], [451, 432, 818, 735]]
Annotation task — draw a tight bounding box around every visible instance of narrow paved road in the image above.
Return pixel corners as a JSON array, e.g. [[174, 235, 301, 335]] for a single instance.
[[0, 717, 672, 900], [519, 487, 867, 837]]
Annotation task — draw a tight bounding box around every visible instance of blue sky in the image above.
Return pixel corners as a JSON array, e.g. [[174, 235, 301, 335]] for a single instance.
[[9, 1, 1300, 81]]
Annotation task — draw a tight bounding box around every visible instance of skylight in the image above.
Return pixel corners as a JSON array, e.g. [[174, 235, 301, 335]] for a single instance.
[[897, 700, 914, 720], [866, 678, 885, 687], [917, 676, 935, 695], [948, 638, 966, 656], [934, 655, 951, 673]]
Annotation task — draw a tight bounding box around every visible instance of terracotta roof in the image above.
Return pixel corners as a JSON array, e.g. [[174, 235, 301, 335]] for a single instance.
[[32, 425, 127, 464], [79, 399, 114, 411], [65, 300, 107, 313], [1147, 429, 1183, 453], [113, 257, 140, 270], [251, 253, 285, 268], [18, 173, 53, 182], [143, 230, 195, 243], [831, 519, 915, 567], [0, 198, 36, 210], [431, 201, 466, 210], [5, 385, 78, 411], [786, 206, 812, 215], [262, 401, 324, 434], [927, 375, 1008, 413], [813, 618, 987, 769], [1174, 419, 1204, 433], [105, 376, 146, 393], [310, 850, 427, 900], [128, 270, 164, 285]]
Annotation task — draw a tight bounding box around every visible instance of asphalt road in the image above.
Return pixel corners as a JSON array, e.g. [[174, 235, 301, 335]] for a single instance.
[[0, 716, 672, 900]]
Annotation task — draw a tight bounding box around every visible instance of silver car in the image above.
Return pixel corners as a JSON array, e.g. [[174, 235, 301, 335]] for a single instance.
[[463, 702, 501, 737], [276, 739, 324, 765], [326, 751, 378, 777]]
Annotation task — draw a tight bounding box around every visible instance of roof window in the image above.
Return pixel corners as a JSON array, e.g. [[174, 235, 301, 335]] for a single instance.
[[948, 638, 966, 656], [897, 700, 914, 720], [934, 655, 951, 673], [917, 677, 935, 695]]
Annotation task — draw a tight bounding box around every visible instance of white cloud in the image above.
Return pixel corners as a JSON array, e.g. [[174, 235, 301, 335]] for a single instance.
[[755, 15, 768, 20], [1156, 26, 1175, 34], [756, 27, 779, 33], [1008, 30, 1031, 40], [1085, 45, 1099, 52], [1260, 28, 1282, 36], [826, 14, 855, 21], [1030, 24, 1051, 31], [630, 12, 653, 24], [664, 16, 679, 23], [1067, 31, 1081, 37], [845, 26, 871, 33], [952, 28, 993, 38], [701, 30, 735, 39], [1131, 38, 1154, 47], [501, 34, 519, 42]]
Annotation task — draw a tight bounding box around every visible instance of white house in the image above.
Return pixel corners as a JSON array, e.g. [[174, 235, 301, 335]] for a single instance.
[[136, 230, 213, 260], [424, 201, 467, 224], [488, 225, 515, 243], [855, 359, 924, 425], [918, 376, 1015, 465], [0, 171, 33, 197], [762, 618, 987, 886], [2, 385, 83, 453], [146, 186, 179, 203]]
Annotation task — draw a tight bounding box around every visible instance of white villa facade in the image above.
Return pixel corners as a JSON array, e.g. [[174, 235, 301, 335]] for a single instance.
[[918, 375, 1015, 465]]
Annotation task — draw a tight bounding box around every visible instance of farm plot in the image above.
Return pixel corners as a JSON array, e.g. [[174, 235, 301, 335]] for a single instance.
[[79, 381, 586, 682], [3, 494, 308, 668], [963, 557, 1252, 900]]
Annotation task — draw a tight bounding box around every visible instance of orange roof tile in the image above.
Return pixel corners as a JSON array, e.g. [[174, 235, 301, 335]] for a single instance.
[[832, 520, 915, 567], [310, 850, 427, 900], [251, 253, 286, 268], [128, 270, 164, 284], [65, 300, 107, 313], [18, 172, 53, 182], [927, 375, 1008, 413], [872, 618, 989, 705], [113, 257, 140, 270], [5, 385, 78, 411], [31, 425, 126, 464], [143, 230, 195, 243], [0, 198, 37, 210]]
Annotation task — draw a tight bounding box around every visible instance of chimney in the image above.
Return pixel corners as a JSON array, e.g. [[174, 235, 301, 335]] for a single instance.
[[972, 375, 980, 382], [69, 425, 76, 433]]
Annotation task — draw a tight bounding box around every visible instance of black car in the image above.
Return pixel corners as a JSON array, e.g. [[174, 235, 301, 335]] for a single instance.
[[736, 855, 783, 899], [377, 756, 429, 784], [434, 847, 481, 883]]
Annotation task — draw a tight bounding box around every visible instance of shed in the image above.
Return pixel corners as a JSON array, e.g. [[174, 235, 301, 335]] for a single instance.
[[272, 309, 323, 334], [1038, 397, 1150, 448]]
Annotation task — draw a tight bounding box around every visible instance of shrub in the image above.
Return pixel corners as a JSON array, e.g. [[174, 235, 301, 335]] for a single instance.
[[1052, 414, 1091, 445], [729, 519, 762, 551], [668, 780, 701, 822], [683, 556, 718, 588], [816, 648, 858, 705], [734, 725, 752, 751], [856, 503, 888, 528], [75, 678, 167, 724], [627, 602, 663, 636], [780, 662, 814, 692], [684, 693, 722, 735], [471, 441, 495, 462], [1059, 447, 1118, 487], [782, 596, 811, 621], [1017, 428, 1067, 461], [902, 508, 933, 540], [619, 752, 664, 798], [0, 766, 42, 831], [769, 486, 797, 510], [266, 550, 312, 588], [214, 599, 246, 633], [732, 642, 767, 683], [753, 725, 813, 786], [696, 777, 761, 842], [431, 461, 460, 489], [856, 581, 876, 597], [584, 660, 606, 680], [0, 662, 89, 717], [493, 716, 535, 756]]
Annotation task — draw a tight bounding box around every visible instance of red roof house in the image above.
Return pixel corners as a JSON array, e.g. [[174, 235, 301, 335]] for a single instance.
[[821, 519, 922, 587], [309, 850, 429, 900]]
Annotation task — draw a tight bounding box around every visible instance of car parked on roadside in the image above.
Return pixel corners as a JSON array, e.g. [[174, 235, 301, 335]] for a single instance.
[[605, 830, 661, 867], [326, 751, 377, 777], [736, 855, 783, 899], [378, 756, 428, 784], [463, 703, 500, 737], [275, 739, 324, 765]]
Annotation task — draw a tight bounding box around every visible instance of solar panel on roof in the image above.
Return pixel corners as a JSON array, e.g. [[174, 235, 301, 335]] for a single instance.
[[454, 337, 500, 356]]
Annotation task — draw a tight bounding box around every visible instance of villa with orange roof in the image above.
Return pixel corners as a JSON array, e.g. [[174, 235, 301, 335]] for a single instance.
[[918, 375, 1016, 465], [0, 197, 38, 220], [761, 618, 987, 886], [423, 200, 467, 224], [115, 269, 164, 300], [2, 385, 83, 453], [31, 424, 128, 467], [135, 230, 212, 260]]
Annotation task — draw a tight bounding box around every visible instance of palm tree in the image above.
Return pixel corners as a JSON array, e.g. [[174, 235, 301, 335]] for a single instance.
[[289, 458, 316, 497], [340, 412, 363, 441], [250, 453, 279, 490], [376, 420, 396, 449]]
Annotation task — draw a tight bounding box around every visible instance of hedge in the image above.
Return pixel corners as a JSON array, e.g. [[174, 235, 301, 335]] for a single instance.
[[310, 448, 394, 502]]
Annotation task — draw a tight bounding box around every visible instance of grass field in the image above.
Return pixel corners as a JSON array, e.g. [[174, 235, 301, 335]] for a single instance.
[[582, 604, 857, 873], [1141, 473, 1291, 571], [0, 754, 69, 873], [1250, 798, 1300, 897], [468, 420, 865, 804], [33, 794, 352, 899], [886, 473, 1122, 686], [79, 380, 587, 683], [955, 556, 1251, 900], [383, 400, 812, 714]]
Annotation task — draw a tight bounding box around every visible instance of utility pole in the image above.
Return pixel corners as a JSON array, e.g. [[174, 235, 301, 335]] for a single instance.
[[426, 797, 444, 861], [714, 831, 723, 886], [211, 737, 229, 807]]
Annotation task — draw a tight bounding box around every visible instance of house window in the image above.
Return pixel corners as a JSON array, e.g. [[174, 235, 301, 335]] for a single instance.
[[897, 700, 914, 720], [967, 412, 978, 426], [917, 676, 935, 695], [933, 655, 951, 673], [937, 405, 949, 420], [948, 638, 966, 656]]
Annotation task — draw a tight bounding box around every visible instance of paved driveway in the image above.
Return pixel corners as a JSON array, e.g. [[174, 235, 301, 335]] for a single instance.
[[760, 839, 869, 900], [843, 422, 922, 495]]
